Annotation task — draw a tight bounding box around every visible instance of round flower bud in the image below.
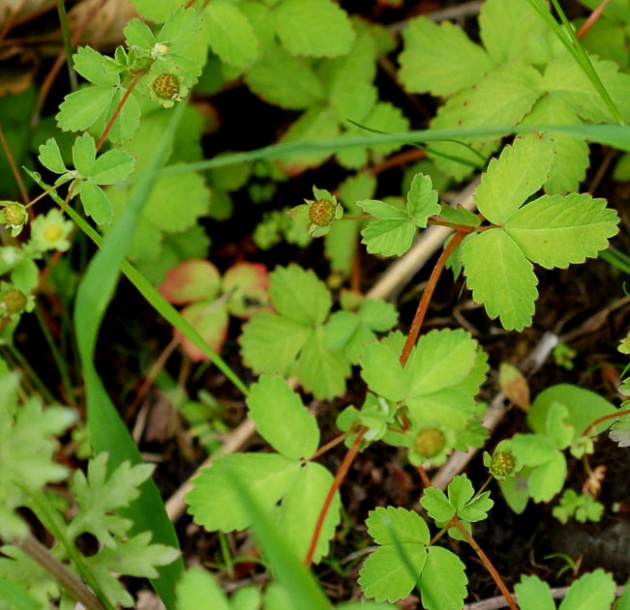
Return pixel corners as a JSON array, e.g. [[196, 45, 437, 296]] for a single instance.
[[308, 199, 336, 227], [1, 288, 27, 315], [414, 428, 446, 459], [152, 73, 180, 100]]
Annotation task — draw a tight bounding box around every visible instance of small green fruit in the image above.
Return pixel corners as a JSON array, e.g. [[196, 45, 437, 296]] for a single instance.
[[1, 288, 27, 315], [414, 428, 445, 459], [308, 199, 336, 227], [152, 73, 180, 100], [4, 203, 28, 228], [490, 451, 516, 478]]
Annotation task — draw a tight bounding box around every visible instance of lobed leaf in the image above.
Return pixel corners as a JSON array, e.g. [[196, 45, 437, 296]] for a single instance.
[[560, 569, 616, 610], [56, 86, 117, 133], [515, 575, 556, 610], [90, 149, 135, 185], [247, 375, 319, 459], [38, 138, 67, 175], [418, 546, 467, 610], [73, 46, 120, 88], [79, 181, 114, 225], [359, 340, 407, 403], [421, 488, 455, 523], [406, 173, 440, 229], [72, 132, 97, 177], [506, 193, 619, 269], [366, 506, 430, 547]]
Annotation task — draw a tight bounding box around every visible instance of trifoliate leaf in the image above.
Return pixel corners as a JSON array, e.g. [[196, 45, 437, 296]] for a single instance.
[[245, 44, 324, 110], [247, 375, 319, 459], [461, 230, 538, 331], [609, 414, 630, 447], [552, 489, 604, 525], [73, 46, 120, 88], [240, 312, 311, 375], [89, 149, 135, 185], [175, 568, 231, 610], [68, 454, 154, 548], [274, 0, 355, 58], [418, 546, 467, 610], [38, 138, 67, 175], [406, 173, 440, 229], [514, 575, 556, 610], [296, 326, 351, 400], [474, 133, 555, 225], [204, 1, 259, 70], [560, 569, 616, 610], [478, 0, 550, 65], [79, 181, 113, 225], [56, 86, 117, 132], [278, 462, 340, 563], [186, 453, 300, 532], [72, 132, 97, 177], [268, 264, 331, 326], [399, 17, 492, 97], [506, 193, 619, 269]]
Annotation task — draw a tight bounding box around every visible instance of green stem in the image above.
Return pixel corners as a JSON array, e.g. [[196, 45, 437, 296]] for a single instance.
[[55, 0, 78, 92], [3, 343, 56, 405]]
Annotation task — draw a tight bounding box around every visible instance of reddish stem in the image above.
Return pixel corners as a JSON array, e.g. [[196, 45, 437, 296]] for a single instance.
[[416, 465, 431, 488], [96, 72, 143, 151], [453, 519, 518, 610], [576, 0, 611, 39], [399, 229, 469, 366], [0, 123, 30, 207], [581, 407, 630, 438], [304, 429, 365, 567]]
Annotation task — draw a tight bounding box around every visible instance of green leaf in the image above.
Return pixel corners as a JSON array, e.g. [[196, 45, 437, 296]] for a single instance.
[[358, 199, 416, 257], [514, 575, 555, 610], [268, 264, 331, 325], [130, 0, 180, 22], [461, 230, 538, 331], [296, 326, 351, 400], [511, 433, 559, 466], [420, 487, 455, 523], [247, 375, 320, 459], [274, 0, 355, 58], [366, 506, 431, 546], [278, 462, 340, 563], [544, 402, 574, 449], [406, 173, 440, 228], [360, 340, 406, 403], [159, 259, 221, 304], [359, 545, 427, 603], [79, 181, 114, 225], [56, 86, 117, 132], [158, 7, 201, 55], [124, 18, 156, 51], [399, 17, 492, 97], [175, 568, 231, 610], [38, 138, 67, 175], [418, 546, 467, 610], [180, 301, 230, 359], [357, 299, 399, 332], [506, 193, 619, 269], [68, 453, 154, 548], [560, 570, 616, 610], [245, 44, 324, 110], [72, 132, 97, 177], [527, 451, 567, 502], [204, 1, 260, 70], [473, 133, 555, 225], [89, 149, 135, 185], [185, 453, 300, 532], [479, 0, 551, 65], [240, 312, 311, 375], [73, 46, 120, 87]]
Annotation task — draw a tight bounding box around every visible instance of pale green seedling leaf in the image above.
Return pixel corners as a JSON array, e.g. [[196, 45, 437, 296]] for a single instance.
[[421, 487, 455, 523], [515, 575, 556, 610], [274, 0, 355, 58], [461, 230, 538, 331], [506, 193, 619, 269], [278, 462, 340, 563], [56, 86, 117, 132], [72, 132, 97, 177], [240, 312, 311, 375], [89, 149, 135, 185], [399, 17, 492, 96], [186, 453, 300, 532], [38, 138, 67, 175], [406, 173, 440, 228], [366, 506, 430, 546], [473, 133, 555, 225], [418, 546, 467, 610], [296, 326, 351, 400], [560, 569, 616, 610], [527, 451, 567, 502], [247, 375, 319, 459], [205, 1, 259, 70], [359, 545, 427, 603], [268, 264, 331, 325], [68, 453, 154, 548], [175, 568, 230, 610], [79, 181, 113, 225], [73, 46, 120, 87], [544, 402, 574, 449], [511, 433, 559, 466]]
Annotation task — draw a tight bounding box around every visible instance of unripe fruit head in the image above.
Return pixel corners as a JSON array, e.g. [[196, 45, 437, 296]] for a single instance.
[[490, 451, 516, 477], [4, 203, 27, 228], [1, 288, 27, 315], [414, 428, 445, 459], [308, 199, 336, 227], [152, 73, 180, 100]]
